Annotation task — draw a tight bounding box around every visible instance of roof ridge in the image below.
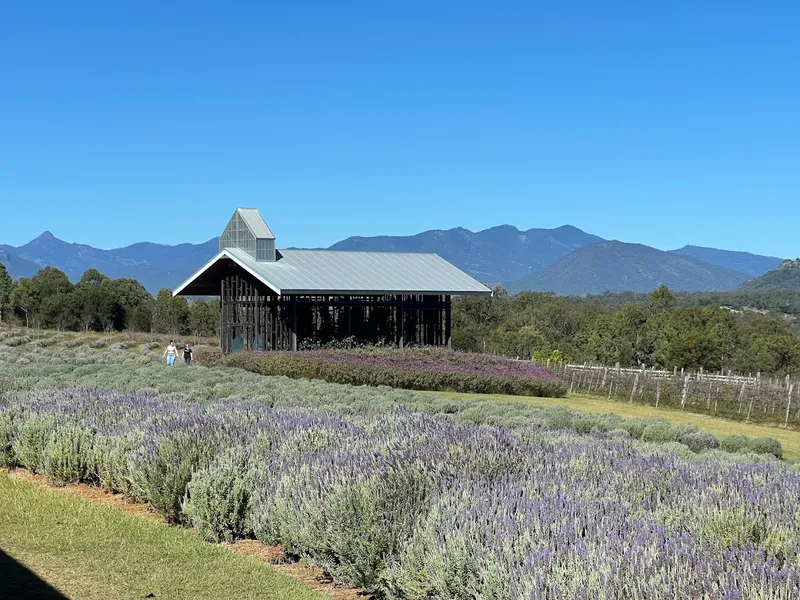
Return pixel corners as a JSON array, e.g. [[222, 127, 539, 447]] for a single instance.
[[281, 248, 442, 257]]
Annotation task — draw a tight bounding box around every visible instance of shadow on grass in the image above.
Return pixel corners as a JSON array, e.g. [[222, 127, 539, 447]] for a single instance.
[[0, 549, 69, 599]]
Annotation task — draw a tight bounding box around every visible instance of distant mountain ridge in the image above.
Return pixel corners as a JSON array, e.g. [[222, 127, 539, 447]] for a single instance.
[[508, 241, 753, 295], [739, 259, 800, 291], [330, 224, 603, 284], [2, 232, 219, 293], [668, 245, 783, 278], [0, 225, 786, 296]]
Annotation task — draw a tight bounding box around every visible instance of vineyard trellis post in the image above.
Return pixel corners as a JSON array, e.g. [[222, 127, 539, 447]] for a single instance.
[[630, 372, 639, 404], [737, 381, 747, 414], [786, 384, 795, 428], [680, 375, 689, 410]]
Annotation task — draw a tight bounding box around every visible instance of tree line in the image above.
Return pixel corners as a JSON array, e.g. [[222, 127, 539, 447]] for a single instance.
[[453, 285, 800, 376], [0, 263, 218, 337]]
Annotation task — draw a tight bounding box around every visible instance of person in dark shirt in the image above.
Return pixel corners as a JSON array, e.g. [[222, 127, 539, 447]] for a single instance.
[[183, 344, 193, 366]]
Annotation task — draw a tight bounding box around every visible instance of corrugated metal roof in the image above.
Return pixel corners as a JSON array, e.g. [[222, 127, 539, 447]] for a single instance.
[[174, 247, 492, 296], [236, 208, 275, 239]]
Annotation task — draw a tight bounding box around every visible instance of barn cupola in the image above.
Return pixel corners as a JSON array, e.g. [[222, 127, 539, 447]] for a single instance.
[[219, 208, 276, 262]]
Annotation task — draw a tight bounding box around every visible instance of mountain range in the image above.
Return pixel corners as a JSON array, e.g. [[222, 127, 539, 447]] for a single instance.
[[0, 225, 788, 296]]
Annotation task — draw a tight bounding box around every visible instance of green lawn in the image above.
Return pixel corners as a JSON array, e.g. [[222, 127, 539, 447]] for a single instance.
[[432, 390, 800, 459], [0, 473, 327, 600]]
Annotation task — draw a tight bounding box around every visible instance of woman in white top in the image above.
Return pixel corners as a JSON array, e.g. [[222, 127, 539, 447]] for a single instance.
[[163, 341, 178, 366]]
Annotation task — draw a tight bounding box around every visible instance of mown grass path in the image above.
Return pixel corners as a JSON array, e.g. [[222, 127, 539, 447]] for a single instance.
[[432, 390, 800, 459], [0, 473, 327, 600]]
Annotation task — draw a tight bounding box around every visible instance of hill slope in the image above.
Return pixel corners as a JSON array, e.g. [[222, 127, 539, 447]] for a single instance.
[[509, 241, 752, 295], [669, 245, 783, 277], [0, 248, 41, 279], [738, 259, 800, 291], [330, 224, 604, 283]]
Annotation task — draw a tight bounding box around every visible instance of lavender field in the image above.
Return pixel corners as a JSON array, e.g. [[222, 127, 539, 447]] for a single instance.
[[1, 362, 799, 599]]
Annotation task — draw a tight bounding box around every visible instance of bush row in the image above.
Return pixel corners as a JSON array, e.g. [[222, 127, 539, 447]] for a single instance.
[[197, 349, 568, 398]]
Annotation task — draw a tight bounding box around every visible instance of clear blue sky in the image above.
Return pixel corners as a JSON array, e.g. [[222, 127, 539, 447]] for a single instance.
[[1, 2, 798, 257]]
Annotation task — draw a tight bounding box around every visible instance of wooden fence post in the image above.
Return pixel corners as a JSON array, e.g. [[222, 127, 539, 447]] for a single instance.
[[785, 384, 794, 428], [680, 375, 689, 411], [737, 381, 747, 414], [630, 373, 639, 404], [746, 386, 757, 422], [655, 378, 661, 408]]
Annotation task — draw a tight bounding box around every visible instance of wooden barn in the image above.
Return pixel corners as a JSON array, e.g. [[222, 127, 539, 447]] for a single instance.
[[173, 208, 491, 352]]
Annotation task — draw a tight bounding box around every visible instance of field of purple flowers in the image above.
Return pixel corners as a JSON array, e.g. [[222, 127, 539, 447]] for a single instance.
[[2, 376, 799, 599], [200, 347, 568, 397]]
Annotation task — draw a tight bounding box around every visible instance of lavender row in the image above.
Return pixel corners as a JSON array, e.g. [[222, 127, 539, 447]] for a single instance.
[[201, 347, 568, 397]]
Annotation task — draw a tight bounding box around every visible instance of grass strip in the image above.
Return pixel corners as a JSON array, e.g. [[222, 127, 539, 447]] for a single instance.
[[0, 472, 327, 600]]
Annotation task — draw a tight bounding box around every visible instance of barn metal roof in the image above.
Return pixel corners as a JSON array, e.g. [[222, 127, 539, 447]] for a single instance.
[[236, 208, 275, 239], [173, 247, 492, 297]]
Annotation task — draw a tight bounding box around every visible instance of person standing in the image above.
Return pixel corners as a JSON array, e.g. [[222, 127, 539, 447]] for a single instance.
[[183, 343, 193, 366], [163, 341, 178, 366]]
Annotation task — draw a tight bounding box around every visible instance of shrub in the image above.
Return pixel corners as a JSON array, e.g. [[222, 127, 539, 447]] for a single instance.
[[721, 435, 750, 454], [749, 437, 783, 460], [183, 448, 254, 543], [680, 430, 719, 453], [641, 422, 673, 443], [12, 416, 55, 473], [42, 424, 96, 485], [0, 414, 14, 468], [128, 419, 227, 522], [93, 433, 140, 494], [6, 336, 31, 347]]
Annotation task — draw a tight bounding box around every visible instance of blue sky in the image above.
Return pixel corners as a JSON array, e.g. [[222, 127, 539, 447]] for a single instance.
[[1, 2, 798, 257]]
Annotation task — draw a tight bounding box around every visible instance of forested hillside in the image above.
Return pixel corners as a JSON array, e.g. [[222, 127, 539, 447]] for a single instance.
[[739, 259, 800, 291]]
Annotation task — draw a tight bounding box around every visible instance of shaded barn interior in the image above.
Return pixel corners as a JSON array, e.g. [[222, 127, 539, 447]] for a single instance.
[[174, 208, 491, 351]]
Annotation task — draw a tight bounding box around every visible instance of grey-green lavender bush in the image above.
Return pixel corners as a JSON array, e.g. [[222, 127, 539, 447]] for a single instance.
[[750, 436, 784, 459], [12, 415, 55, 473], [127, 416, 236, 522], [42, 424, 96, 485], [183, 448, 254, 542], [93, 432, 141, 495], [0, 414, 13, 468]]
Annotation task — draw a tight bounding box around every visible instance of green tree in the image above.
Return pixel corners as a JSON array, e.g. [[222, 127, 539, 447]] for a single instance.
[[112, 278, 153, 329], [152, 289, 190, 335], [41, 293, 79, 331], [74, 268, 117, 332], [10, 278, 40, 327], [79, 268, 108, 287], [0, 263, 13, 324], [189, 299, 219, 338], [31, 266, 73, 298], [129, 303, 153, 333]]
